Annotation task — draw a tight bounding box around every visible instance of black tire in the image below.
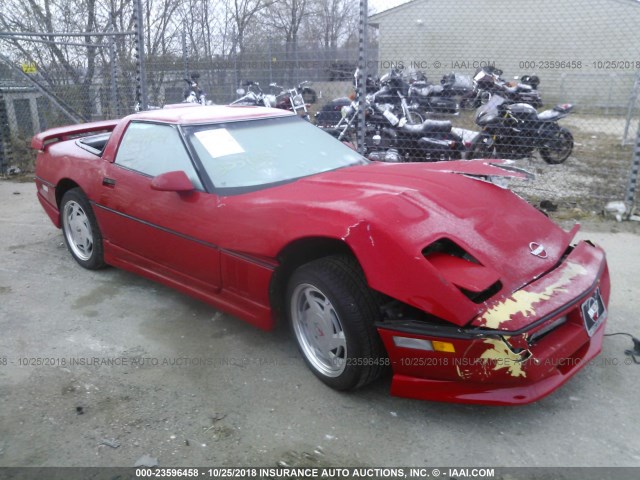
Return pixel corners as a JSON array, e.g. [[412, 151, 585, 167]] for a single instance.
[[405, 108, 425, 125], [286, 255, 386, 390], [540, 127, 573, 164], [302, 87, 317, 104], [469, 135, 497, 159], [60, 188, 106, 270]]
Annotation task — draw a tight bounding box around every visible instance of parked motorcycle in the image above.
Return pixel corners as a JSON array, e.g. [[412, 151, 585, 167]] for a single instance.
[[461, 66, 543, 109], [183, 73, 209, 105], [323, 95, 462, 162], [315, 97, 353, 127], [314, 71, 378, 126], [467, 94, 574, 164], [407, 71, 473, 114], [271, 81, 313, 120], [231, 81, 275, 107], [231, 80, 312, 119]]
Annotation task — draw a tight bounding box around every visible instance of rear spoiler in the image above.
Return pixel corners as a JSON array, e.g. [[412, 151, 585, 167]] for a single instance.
[[31, 119, 119, 151]]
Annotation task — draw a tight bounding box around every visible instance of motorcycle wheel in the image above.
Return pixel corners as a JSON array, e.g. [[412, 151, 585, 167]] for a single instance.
[[405, 108, 425, 125], [469, 136, 497, 159], [302, 88, 317, 104], [540, 127, 573, 164]]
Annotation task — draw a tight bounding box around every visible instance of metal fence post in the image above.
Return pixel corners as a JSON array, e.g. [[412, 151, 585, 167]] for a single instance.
[[268, 37, 273, 84], [109, 23, 118, 117], [133, 0, 148, 110], [622, 71, 640, 146], [356, 0, 368, 155], [0, 89, 11, 174], [182, 29, 189, 80], [625, 125, 640, 214]]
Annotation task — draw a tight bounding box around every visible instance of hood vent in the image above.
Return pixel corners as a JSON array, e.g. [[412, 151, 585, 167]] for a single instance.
[[423, 238, 502, 304]]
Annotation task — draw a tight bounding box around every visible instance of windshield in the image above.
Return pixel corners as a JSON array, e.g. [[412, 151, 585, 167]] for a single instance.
[[475, 94, 506, 122], [183, 116, 366, 193]]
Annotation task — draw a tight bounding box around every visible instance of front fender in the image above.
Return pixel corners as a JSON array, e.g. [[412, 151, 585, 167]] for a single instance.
[[340, 220, 479, 327]]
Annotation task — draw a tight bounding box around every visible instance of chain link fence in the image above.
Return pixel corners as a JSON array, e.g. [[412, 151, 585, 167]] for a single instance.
[[0, 0, 638, 216]]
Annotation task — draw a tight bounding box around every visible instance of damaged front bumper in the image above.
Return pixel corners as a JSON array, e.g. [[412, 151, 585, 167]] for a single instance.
[[376, 240, 610, 405]]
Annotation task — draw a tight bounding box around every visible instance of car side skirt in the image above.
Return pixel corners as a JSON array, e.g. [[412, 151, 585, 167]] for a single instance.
[[104, 242, 275, 330]]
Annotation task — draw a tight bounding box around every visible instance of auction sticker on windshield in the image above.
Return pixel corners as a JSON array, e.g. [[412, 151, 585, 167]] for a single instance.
[[194, 128, 245, 158]]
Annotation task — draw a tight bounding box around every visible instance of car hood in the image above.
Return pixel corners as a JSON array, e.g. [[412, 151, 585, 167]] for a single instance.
[[223, 161, 576, 326]]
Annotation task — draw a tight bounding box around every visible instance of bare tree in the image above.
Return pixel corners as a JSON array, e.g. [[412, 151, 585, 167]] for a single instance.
[[226, 0, 274, 56], [0, 0, 105, 117], [265, 0, 309, 83], [303, 0, 357, 49]]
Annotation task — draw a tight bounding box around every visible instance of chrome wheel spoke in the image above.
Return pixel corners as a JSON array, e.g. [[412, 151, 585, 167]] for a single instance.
[[326, 331, 346, 355]]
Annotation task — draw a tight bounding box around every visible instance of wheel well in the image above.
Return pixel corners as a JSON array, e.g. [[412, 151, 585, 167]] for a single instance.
[[269, 237, 356, 326], [55, 179, 80, 207]]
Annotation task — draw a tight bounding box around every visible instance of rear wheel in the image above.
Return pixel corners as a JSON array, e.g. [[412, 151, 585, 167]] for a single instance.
[[60, 188, 105, 270], [540, 127, 573, 164], [287, 255, 386, 390]]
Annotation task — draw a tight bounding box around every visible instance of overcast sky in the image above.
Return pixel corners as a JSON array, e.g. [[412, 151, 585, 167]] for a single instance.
[[369, 0, 412, 15]]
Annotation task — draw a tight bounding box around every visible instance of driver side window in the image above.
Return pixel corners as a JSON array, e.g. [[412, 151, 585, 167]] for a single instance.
[[115, 122, 204, 190]]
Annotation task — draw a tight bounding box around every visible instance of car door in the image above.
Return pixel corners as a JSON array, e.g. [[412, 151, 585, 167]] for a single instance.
[[94, 121, 222, 293]]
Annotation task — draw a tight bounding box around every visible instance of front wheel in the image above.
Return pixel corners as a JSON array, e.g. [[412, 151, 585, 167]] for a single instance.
[[404, 108, 425, 125], [60, 188, 105, 269], [540, 127, 573, 164], [287, 255, 386, 390], [302, 87, 317, 104], [469, 135, 497, 159]]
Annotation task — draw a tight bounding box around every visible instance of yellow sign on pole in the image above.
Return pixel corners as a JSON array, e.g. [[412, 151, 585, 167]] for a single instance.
[[21, 62, 37, 74]]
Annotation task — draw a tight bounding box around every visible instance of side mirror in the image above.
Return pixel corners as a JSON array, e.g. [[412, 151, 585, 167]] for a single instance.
[[151, 170, 194, 192]]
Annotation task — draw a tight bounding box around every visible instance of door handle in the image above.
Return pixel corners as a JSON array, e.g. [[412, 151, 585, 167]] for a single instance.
[[102, 177, 116, 187]]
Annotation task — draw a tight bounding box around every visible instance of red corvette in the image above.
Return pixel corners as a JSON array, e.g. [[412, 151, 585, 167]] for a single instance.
[[32, 106, 609, 405]]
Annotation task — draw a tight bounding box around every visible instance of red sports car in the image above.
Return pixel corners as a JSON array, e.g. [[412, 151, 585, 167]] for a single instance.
[[32, 105, 609, 405]]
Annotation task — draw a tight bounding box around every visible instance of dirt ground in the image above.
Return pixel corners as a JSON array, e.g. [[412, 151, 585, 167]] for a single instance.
[[0, 179, 639, 469]]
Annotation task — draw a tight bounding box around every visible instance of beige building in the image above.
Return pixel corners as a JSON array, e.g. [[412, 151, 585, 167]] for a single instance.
[[369, 0, 640, 109]]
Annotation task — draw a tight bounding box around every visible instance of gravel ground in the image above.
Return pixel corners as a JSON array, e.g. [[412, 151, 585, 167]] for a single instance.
[[0, 180, 639, 469]]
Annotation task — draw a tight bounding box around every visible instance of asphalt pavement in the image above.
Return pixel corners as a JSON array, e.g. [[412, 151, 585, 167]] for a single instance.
[[0, 179, 639, 468]]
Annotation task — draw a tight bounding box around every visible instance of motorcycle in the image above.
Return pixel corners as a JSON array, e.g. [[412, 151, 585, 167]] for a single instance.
[[183, 73, 209, 105], [231, 81, 276, 107], [407, 71, 473, 114], [461, 66, 543, 109], [231, 80, 312, 119], [323, 95, 462, 162], [467, 94, 574, 164], [315, 97, 353, 127], [271, 81, 313, 120], [315, 71, 378, 127], [373, 68, 426, 124]]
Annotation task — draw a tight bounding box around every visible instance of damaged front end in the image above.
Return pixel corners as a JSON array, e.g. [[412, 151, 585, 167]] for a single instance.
[[376, 240, 610, 405]]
